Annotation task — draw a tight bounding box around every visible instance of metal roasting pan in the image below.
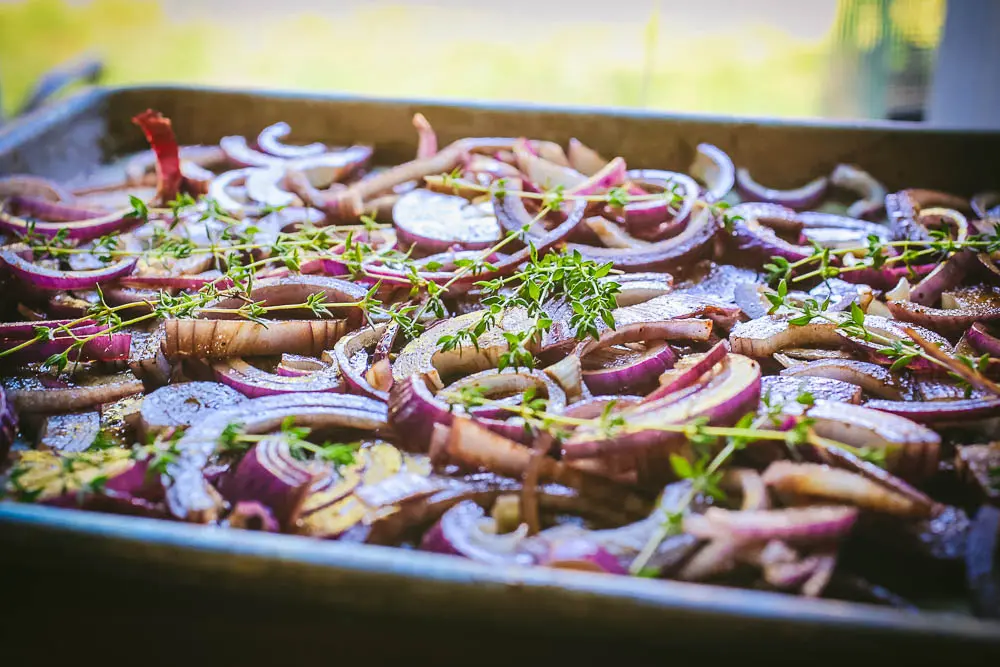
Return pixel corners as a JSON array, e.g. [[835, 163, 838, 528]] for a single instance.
[[1, 86, 999, 661]]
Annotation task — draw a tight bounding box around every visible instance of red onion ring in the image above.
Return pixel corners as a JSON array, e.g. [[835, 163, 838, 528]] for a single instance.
[[736, 168, 828, 210], [257, 121, 326, 159], [0, 247, 137, 291]]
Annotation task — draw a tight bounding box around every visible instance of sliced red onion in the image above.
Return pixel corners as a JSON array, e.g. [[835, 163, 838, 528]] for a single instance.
[[885, 189, 969, 242], [390, 369, 566, 449], [257, 121, 325, 159], [645, 340, 731, 403], [762, 461, 932, 518], [220, 135, 284, 168], [332, 323, 392, 401], [621, 170, 699, 235], [287, 146, 373, 189], [887, 299, 1000, 336], [560, 395, 643, 420], [972, 192, 1000, 221], [228, 501, 281, 532], [222, 434, 324, 529], [687, 506, 857, 545], [736, 168, 828, 210], [537, 535, 628, 575], [565, 157, 626, 196], [438, 417, 651, 522], [543, 355, 584, 403], [779, 359, 911, 400], [610, 273, 674, 307], [0, 204, 138, 242], [393, 189, 500, 252], [0, 248, 136, 291], [838, 263, 936, 291], [164, 318, 350, 361], [245, 166, 299, 209], [5, 370, 144, 414], [167, 392, 387, 522], [563, 354, 760, 460], [38, 411, 100, 452], [213, 357, 344, 398], [0, 331, 131, 364], [830, 164, 886, 220], [567, 206, 719, 274], [726, 215, 813, 264], [730, 316, 842, 358], [567, 138, 608, 176], [790, 399, 940, 483], [865, 396, 1000, 423], [420, 500, 534, 566], [689, 143, 734, 203], [908, 249, 977, 306], [412, 113, 437, 159], [967, 322, 1000, 357], [760, 375, 861, 405], [514, 141, 587, 190], [136, 381, 246, 441], [368, 198, 585, 294], [576, 332, 676, 396], [276, 354, 327, 377]]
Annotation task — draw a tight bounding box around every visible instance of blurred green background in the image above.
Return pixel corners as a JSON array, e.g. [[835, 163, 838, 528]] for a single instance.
[[0, 0, 945, 120]]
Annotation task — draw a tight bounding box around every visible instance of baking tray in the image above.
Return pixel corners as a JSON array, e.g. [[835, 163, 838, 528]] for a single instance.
[[1, 85, 1000, 658]]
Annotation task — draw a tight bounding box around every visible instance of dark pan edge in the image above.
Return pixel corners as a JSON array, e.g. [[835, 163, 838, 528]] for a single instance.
[[1, 502, 998, 648]]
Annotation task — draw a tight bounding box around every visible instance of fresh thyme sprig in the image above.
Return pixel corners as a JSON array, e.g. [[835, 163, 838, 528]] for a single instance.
[[764, 226, 1000, 286]]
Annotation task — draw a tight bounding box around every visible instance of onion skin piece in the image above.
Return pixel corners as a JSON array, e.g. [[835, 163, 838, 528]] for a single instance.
[[762, 461, 932, 518], [132, 109, 182, 206], [166, 392, 388, 522], [736, 168, 828, 211]]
